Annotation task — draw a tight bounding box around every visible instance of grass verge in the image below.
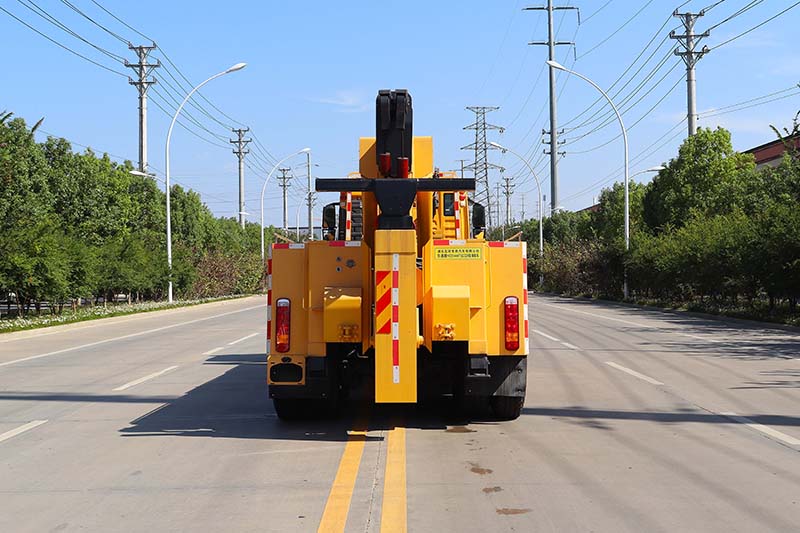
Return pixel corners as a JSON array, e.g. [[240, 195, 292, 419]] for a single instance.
[[0, 295, 255, 334]]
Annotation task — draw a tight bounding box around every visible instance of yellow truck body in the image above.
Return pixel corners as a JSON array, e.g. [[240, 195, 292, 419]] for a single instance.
[[267, 90, 529, 419]]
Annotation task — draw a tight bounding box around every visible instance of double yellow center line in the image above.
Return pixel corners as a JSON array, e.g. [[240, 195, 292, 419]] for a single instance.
[[318, 423, 407, 533]]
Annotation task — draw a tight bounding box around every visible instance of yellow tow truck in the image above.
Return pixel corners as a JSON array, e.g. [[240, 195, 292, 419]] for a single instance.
[[266, 89, 529, 419]]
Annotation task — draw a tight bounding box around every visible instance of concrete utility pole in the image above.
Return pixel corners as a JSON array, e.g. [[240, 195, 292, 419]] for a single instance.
[[521, 193, 526, 221], [306, 151, 314, 240], [670, 9, 709, 137], [462, 107, 504, 227], [230, 128, 251, 228], [503, 176, 514, 226], [525, 1, 578, 213], [277, 167, 292, 230], [126, 44, 159, 173], [494, 182, 502, 228]]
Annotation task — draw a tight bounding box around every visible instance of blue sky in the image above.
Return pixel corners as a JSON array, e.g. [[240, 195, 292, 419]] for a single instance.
[[3, 0, 799, 226]]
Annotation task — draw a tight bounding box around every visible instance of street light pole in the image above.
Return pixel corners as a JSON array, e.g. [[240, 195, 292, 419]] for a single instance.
[[489, 142, 544, 285], [546, 60, 630, 298], [260, 148, 311, 260], [306, 151, 313, 240], [164, 62, 246, 303]]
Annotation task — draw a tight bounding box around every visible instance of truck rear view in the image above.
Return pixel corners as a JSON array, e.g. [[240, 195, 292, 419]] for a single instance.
[[267, 90, 529, 420]]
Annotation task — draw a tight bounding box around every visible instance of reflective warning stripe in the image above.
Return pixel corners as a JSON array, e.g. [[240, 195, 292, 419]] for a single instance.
[[391, 253, 400, 384], [454, 191, 461, 240], [328, 241, 362, 247], [488, 241, 521, 248], [522, 242, 529, 355], [345, 192, 352, 240]]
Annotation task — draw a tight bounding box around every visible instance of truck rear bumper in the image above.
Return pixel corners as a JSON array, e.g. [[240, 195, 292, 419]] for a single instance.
[[464, 355, 527, 398]]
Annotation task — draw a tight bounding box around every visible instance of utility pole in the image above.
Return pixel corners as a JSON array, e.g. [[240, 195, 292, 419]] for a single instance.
[[495, 182, 502, 229], [306, 151, 314, 240], [462, 107, 504, 227], [521, 193, 526, 221], [670, 9, 709, 137], [525, 1, 578, 212], [455, 158, 470, 179], [502, 176, 514, 227], [126, 44, 159, 173], [277, 168, 292, 230], [230, 128, 251, 228]]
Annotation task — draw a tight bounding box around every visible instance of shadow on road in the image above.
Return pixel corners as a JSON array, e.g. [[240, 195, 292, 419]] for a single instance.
[[521, 406, 800, 427], [116, 353, 477, 442], [539, 295, 800, 361]]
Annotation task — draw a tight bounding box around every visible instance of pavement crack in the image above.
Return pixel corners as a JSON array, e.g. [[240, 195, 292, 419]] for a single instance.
[[363, 427, 386, 532]]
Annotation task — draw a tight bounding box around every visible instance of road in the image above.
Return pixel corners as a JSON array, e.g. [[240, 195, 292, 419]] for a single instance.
[[1, 294, 799, 532]]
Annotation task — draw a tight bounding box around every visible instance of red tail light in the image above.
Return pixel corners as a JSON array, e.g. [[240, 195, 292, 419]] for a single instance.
[[276, 298, 290, 352], [504, 296, 520, 351]]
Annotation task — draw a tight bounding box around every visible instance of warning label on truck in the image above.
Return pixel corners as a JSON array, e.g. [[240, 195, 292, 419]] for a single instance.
[[434, 247, 483, 260]]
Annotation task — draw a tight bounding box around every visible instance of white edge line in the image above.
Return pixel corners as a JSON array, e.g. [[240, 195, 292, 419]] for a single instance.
[[113, 366, 179, 392], [533, 329, 561, 342], [537, 301, 725, 344], [0, 304, 264, 368], [720, 412, 800, 447], [203, 346, 225, 356], [561, 342, 580, 350], [605, 361, 664, 385], [227, 331, 261, 346], [0, 420, 48, 444]]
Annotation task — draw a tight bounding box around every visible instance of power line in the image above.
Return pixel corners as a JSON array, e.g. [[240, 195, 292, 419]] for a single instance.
[[576, 0, 655, 60], [710, 1, 800, 50], [15, 0, 126, 63], [0, 5, 127, 77], [705, 0, 763, 32], [59, 0, 129, 44]]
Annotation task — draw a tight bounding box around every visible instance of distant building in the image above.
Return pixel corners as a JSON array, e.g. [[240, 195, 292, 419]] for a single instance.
[[744, 132, 800, 169], [577, 203, 600, 214]]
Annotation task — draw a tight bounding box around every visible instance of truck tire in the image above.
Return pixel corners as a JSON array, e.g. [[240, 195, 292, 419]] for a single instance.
[[490, 396, 524, 420]]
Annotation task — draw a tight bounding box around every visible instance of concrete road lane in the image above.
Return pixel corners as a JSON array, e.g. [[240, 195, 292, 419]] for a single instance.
[[1, 294, 799, 532]]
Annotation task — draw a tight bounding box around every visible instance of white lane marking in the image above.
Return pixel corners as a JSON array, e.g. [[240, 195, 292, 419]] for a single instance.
[[720, 412, 800, 447], [227, 332, 260, 346], [605, 361, 664, 385], [538, 301, 723, 343], [0, 304, 264, 368], [533, 329, 561, 342], [0, 420, 48, 444], [113, 366, 179, 391], [561, 342, 580, 350], [203, 346, 225, 356]]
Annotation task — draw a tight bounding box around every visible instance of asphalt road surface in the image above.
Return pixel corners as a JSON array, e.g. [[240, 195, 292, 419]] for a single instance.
[[1, 294, 799, 532]]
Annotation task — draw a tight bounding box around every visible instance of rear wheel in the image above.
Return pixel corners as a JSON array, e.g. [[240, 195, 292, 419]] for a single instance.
[[490, 396, 524, 420]]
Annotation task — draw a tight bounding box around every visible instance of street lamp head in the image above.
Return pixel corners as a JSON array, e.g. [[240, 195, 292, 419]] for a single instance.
[[488, 141, 507, 152], [225, 62, 247, 73], [299, 147, 311, 154], [546, 60, 567, 71], [129, 170, 154, 178], [645, 166, 666, 173]]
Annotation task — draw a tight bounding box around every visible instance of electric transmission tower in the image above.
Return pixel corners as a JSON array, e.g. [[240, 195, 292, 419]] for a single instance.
[[230, 128, 251, 228], [126, 44, 159, 173], [670, 9, 710, 137], [525, 0, 579, 213], [462, 106, 504, 227], [277, 168, 292, 230]]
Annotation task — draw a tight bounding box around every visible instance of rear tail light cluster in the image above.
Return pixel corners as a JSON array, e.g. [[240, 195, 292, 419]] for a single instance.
[[504, 296, 520, 351], [275, 298, 291, 353]]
